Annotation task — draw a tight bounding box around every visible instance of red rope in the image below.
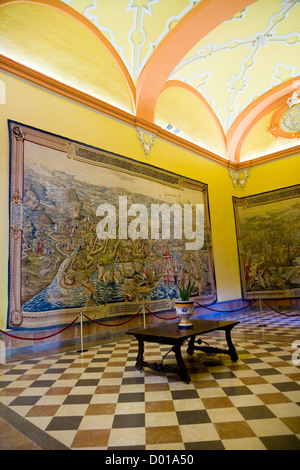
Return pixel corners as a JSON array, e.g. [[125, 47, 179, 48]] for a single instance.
[[83, 308, 142, 326], [2, 298, 298, 343], [195, 299, 257, 313], [146, 307, 178, 320], [0, 316, 80, 341], [262, 300, 300, 317]]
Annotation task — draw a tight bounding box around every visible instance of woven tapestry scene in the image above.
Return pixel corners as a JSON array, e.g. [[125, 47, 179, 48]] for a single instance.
[[233, 185, 300, 300], [8, 122, 216, 330]]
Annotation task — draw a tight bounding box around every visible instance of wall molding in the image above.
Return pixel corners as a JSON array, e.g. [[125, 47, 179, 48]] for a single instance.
[[1, 55, 299, 172]]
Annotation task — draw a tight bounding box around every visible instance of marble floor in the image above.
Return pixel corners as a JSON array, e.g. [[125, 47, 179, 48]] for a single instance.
[[0, 308, 299, 451]]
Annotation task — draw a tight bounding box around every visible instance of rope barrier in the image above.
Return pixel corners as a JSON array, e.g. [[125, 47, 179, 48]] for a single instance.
[[146, 307, 178, 320], [262, 300, 300, 317], [195, 299, 257, 313], [196, 298, 299, 317], [1, 298, 299, 345], [0, 316, 80, 341], [83, 308, 142, 327]]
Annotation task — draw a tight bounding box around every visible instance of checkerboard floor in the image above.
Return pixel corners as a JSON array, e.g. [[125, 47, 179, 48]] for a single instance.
[[1, 316, 300, 450]]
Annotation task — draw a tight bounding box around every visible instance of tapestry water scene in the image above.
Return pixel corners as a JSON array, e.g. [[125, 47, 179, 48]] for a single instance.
[[233, 185, 300, 300], [8, 121, 216, 329]]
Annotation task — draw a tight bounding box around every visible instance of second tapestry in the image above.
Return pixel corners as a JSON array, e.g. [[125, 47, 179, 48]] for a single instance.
[[233, 185, 300, 300]]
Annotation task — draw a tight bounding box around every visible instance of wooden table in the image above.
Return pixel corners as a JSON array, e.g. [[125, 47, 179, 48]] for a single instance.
[[127, 320, 239, 383]]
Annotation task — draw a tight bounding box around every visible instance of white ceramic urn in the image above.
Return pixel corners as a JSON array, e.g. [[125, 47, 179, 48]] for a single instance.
[[174, 299, 194, 329]]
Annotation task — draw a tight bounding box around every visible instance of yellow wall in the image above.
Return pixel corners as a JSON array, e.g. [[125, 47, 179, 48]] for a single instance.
[[0, 72, 299, 330]]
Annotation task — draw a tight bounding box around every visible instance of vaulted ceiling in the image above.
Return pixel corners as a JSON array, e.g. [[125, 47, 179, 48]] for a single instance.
[[0, 0, 299, 166]]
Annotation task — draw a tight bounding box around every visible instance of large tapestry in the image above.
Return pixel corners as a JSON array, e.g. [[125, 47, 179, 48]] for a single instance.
[[8, 121, 216, 329], [233, 185, 300, 300]]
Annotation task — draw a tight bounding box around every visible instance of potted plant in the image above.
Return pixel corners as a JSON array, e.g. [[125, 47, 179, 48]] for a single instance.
[[175, 280, 195, 329]]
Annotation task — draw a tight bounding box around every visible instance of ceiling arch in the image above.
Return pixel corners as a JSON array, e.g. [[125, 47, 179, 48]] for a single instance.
[[0, 0, 299, 167], [155, 80, 226, 157], [227, 76, 300, 161], [0, 0, 136, 112], [135, 0, 256, 122]]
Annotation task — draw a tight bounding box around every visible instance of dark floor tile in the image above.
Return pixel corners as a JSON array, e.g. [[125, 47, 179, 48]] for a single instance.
[[176, 409, 211, 425], [4, 369, 28, 375], [0, 381, 12, 388], [256, 368, 281, 376], [29, 380, 56, 388], [278, 355, 293, 361], [185, 440, 225, 450], [63, 394, 93, 404], [121, 377, 145, 385], [46, 416, 82, 431], [20, 360, 40, 364], [171, 389, 199, 400], [112, 413, 145, 428], [260, 435, 300, 450], [211, 371, 236, 379], [84, 367, 105, 373], [44, 368, 66, 374], [222, 386, 253, 396], [74, 379, 100, 387], [118, 392, 145, 403], [55, 359, 74, 364], [9, 396, 41, 406], [237, 405, 276, 420], [274, 382, 300, 392]]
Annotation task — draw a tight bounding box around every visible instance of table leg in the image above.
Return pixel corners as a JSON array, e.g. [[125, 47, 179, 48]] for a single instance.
[[187, 335, 196, 355], [173, 343, 191, 383], [225, 327, 238, 362], [133, 337, 190, 383], [135, 338, 144, 372], [186, 328, 238, 362]]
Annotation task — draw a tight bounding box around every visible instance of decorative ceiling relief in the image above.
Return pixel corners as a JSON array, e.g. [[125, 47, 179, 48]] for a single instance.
[[168, 0, 300, 135], [136, 128, 155, 158], [0, 0, 299, 165], [228, 169, 250, 189], [280, 103, 300, 136], [267, 88, 300, 140], [64, 0, 201, 83]]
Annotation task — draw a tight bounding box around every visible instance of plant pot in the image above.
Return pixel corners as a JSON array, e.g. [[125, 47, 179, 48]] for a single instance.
[[174, 299, 194, 329]]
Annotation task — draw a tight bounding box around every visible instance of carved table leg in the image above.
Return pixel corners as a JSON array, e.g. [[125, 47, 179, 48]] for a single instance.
[[186, 329, 238, 362], [173, 343, 191, 383], [225, 327, 238, 362], [135, 338, 144, 372], [187, 335, 196, 356]]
